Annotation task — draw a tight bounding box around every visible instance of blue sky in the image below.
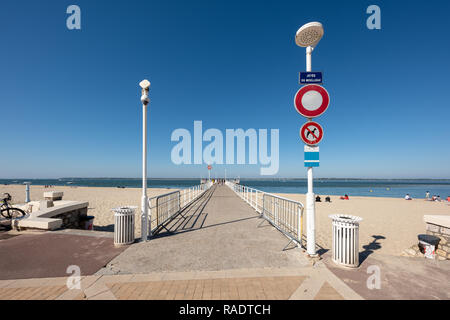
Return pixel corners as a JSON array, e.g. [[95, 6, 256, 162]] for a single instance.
[[1, 0, 449, 179]]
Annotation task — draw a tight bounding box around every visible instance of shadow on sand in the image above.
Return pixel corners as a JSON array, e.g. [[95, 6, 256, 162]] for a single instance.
[[94, 224, 114, 232], [360, 235, 386, 264]]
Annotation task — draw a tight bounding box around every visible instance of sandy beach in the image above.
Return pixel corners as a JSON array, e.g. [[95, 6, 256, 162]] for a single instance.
[[1, 184, 449, 257], [0, 184, 177, 238], [274, 193, 450, 257]]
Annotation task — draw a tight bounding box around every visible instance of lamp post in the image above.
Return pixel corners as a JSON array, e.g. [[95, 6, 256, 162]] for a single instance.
[[139, 79, 151, 242], [295, 22, 324, 256]]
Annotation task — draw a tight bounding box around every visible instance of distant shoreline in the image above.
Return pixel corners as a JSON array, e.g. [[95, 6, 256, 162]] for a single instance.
[[2, 178, 450, 181]]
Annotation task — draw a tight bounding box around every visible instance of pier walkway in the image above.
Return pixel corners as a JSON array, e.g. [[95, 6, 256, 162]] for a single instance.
[[98, 184, 308, 274]]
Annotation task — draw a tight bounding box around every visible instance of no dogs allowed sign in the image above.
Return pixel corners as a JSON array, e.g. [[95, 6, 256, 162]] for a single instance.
[[300, 121, 323, 146]]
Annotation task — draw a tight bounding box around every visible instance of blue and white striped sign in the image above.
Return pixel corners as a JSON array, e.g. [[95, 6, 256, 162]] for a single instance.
[[304, 146, 319, 167]]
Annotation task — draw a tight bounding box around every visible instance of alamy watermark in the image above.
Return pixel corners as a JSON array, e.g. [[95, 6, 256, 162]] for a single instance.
[[366, 265, 381, 289], [66, 265, 81, 290], [366, 5, 381, 30], [171, 121, 279, 175], [66, 5, 81, 30]]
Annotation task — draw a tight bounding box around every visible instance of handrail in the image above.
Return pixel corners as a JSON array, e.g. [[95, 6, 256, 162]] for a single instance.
[[147, 181, 212, 235], [226, 181, 304, 248]]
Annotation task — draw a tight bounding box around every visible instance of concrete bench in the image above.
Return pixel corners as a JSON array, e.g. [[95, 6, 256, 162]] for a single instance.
[[17, 217, 62, 230], [17, 201, 89, 231]]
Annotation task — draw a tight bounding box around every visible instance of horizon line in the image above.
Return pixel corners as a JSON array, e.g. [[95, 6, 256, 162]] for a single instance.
[[1, 177, 450, 181]]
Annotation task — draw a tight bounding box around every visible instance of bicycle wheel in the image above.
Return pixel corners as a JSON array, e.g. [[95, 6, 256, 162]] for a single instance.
[[0, 208, 26, 219]]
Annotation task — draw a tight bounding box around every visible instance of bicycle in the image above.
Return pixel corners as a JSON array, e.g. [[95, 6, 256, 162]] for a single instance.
[[0, 193, 26, 219]]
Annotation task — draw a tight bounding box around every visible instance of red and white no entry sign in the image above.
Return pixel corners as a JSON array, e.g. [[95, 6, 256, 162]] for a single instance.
[[300, 121, 323, 146], [294, 84, 330, 118]]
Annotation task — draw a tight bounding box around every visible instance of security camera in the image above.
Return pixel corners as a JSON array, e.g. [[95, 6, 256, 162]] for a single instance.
[[139, 79, 151, 90]]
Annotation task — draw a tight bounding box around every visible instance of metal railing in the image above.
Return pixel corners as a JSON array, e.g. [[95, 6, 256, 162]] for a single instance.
[[226, 181, 304, 248], [148, 182, 212, 235], [226, 182, 264, 213]]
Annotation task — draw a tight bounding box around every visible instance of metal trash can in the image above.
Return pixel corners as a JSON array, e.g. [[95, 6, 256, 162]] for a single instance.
[[418, 234, 440, 259], [112, 206, 137, 246], [329, 214, 363, 268], [80, 215, 95, 231]]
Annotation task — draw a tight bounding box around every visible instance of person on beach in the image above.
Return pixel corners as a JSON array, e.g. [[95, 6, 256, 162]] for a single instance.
[[426, 191, 430, 200], [340, 194, 349, 200], [436, 195, 441, 202], [405, 194, 412, 200], [325, 196, 331, 202], [315, 195, 321, 202]]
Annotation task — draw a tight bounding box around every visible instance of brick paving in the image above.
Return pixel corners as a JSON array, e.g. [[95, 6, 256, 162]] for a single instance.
[[0, 267, 355, 300], [106, 275, 306, 300]]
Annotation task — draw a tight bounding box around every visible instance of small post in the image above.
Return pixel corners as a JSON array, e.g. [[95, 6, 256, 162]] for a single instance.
[[24, 182, 31, 203]]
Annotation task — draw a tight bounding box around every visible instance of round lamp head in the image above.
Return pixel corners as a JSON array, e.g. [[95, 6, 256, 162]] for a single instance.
[[139, 79, 151, 90], [295, 22, 324, 48]]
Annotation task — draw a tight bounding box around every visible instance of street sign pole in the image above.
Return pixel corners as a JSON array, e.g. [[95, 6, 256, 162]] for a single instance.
[[305, 46, 317, 256], [295, 22, 325, 257]]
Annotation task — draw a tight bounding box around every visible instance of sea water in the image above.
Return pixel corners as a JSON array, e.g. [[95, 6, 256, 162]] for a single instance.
[[0, 178, 449, 199]]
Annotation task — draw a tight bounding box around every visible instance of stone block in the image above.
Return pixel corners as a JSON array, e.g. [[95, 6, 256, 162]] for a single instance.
[[18, 217, 62, 230], [39, 200, 54, 209], [426, 223, 440, 233], [440, 226, 450, 236], [423, 215, 450, 228], [43, 191, 64, 201], [436, 249, 447, 257], [403, 248, 417, 256]]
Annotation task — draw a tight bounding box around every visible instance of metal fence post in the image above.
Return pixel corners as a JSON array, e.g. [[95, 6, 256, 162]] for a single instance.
[[297, 205, 302, 247], [148, 203, 152, 237], [262, 193, 265, 218]]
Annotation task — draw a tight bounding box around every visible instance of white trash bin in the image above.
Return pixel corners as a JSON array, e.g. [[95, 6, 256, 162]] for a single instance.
[[112, 206, 137, 246], [329, 214, 363, 268]]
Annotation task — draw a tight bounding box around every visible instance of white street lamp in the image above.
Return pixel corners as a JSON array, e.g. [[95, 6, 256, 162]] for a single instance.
[[139, 79, 150, 242], [295, 22, 324, 256]]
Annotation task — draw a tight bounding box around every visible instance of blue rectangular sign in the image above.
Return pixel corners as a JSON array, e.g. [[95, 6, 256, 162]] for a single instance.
[[299, 72, 323, 85], [304, 150, 319, 167]]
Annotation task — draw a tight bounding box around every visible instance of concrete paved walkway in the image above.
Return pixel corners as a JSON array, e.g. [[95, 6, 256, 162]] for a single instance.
[[97, 185, 309, 274]]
